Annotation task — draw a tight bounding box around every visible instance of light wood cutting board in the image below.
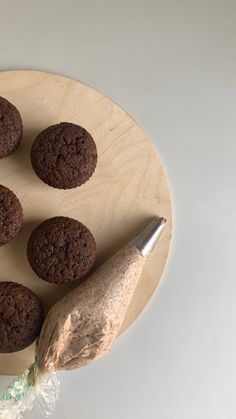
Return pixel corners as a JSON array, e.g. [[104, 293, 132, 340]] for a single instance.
[[0, 70, 172, 375]]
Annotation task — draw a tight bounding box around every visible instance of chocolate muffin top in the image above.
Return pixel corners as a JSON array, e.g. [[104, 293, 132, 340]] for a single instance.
[[0, 281, 44, 353], [0, 185, 23, 246], [31, 122, 97, 189], [27, 216, 96, 284], [0, 96, 23, 158]]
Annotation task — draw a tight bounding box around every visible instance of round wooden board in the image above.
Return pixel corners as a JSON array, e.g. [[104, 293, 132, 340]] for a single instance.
[[0, 70, 172, 375]]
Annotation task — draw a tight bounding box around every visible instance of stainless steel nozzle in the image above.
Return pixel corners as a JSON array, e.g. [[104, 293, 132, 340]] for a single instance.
[[131, 217, 166, 257]]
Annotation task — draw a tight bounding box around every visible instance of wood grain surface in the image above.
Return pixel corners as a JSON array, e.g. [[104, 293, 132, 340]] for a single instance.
[[0, 70, 172, 375]]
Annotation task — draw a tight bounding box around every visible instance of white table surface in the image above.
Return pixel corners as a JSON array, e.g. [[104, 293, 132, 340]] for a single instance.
[[0, 1, 236, 418]]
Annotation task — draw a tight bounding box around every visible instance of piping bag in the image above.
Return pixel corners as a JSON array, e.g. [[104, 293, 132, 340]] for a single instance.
[[0, 217, 166, 418]]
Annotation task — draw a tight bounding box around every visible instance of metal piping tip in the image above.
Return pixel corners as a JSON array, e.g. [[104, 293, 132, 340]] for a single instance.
[[131, 217, 166, 257]]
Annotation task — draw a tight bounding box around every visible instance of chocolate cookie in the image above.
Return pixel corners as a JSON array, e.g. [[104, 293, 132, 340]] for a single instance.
[[27, 216, 96, 284], [0, 185, 23, 246], [0, 96, 23, 158], [31, 122, 97, 189], [0, 281, 44, 353]]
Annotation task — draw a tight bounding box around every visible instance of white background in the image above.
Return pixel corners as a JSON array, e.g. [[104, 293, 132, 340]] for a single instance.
[[0, 1, 236, 418]]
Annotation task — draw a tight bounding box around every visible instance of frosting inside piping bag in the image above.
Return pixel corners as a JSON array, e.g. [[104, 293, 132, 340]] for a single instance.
[[37, 245, 146, 373]]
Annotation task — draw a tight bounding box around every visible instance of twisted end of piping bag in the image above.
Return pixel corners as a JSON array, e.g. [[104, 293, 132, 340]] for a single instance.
[[131, 217, 166, 257], [0, 360, 59, 419]]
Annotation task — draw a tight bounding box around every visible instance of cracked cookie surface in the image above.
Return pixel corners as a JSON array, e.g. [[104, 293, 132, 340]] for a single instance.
[[27, 216, 96, 284], [0, 96, 23, 158], [31, 122, 97, 189], [0, 185, 23, 246], [0, 281, 44, 353]]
